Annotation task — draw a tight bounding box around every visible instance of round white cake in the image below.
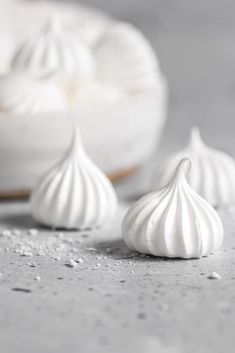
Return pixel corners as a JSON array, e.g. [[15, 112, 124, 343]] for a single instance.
[[0, 0, 167, 197]]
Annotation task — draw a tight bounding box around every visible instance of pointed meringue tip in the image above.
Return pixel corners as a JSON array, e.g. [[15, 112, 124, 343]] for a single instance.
[[178, 157, 192, 174], [190, 126, 204, 148], [172, 158, 192, 183], [69, 125, 83, 155]]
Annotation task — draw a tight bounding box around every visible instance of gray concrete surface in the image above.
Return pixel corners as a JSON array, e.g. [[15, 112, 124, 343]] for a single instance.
[[0, 201, 234, 353], [1, 1, 235, 352]]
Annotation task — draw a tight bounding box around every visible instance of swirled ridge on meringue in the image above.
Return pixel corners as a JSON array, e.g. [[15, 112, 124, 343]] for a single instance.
[[0, 73, 68, 114], [30, 127, 118, 229], [153, 127, 235, 206], [122, 158, 224, 259], [11, 15, 95, 78]]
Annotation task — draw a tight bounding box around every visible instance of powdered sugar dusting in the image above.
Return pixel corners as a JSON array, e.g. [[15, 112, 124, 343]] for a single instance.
[[0, 228, 73, 259]]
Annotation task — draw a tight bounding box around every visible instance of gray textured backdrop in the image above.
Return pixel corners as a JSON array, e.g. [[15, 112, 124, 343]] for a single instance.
[[67, 0, 235, 157]]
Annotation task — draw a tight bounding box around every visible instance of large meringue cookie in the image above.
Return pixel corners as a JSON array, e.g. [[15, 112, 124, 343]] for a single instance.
[[0, 73, 68, 114], [11, 15, 95, 78], [30, 128, 118, 229], [122, 158, 224, 259], [153, 127, 235, 206], [95, 22, 165, 93]]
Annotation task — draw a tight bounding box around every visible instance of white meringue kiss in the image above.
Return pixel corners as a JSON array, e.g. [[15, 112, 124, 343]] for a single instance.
[[0, 73, 68, 114], [11, 15, 95, 78], [122, 158, 224, 259], [30, 128, 118, 229], [153, 127, 235, 206]]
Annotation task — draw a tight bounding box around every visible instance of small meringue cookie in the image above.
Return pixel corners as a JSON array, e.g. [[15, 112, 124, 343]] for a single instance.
[[30, 127, 118, 229], [122, 158, 224, 259], [0, 73, 68, 114], [11, 15, 95, 79], [153, 127, 235, 206], [95, 22, 164, 93]]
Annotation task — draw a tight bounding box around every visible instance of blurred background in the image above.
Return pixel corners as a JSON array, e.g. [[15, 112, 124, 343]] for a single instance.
[[65, 0, 235, 156], [1, 0, 234, 195]]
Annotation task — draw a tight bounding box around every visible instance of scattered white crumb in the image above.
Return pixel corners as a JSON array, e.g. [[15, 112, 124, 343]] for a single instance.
[[20, 250, 33, 257], [28, 262, 36, 267], [85, 247, 97, 252], [77, 258, 84, 264], [54, 232, 64, 239], [67, 259, 77, 268], [12, 229, 21, 236], [54, 256, 61, 261], [2, 230, 12, 237], [34, 276, 41, 281], [96, 263, 101, 267], [207, 272, 221, 280], [63, 238, 74, 244], [28, 229, 38, 236]]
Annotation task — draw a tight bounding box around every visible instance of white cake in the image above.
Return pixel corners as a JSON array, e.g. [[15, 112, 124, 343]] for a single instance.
[[0, 0, 167, 197]]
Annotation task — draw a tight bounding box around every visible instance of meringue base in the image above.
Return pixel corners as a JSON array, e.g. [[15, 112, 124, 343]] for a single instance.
[[0, 87, 166, 198]]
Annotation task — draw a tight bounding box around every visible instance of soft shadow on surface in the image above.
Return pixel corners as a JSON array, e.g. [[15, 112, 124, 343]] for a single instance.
[[0, 213, 36, 229], [89, 238, 186, 262], [0, 213, 95, 232]]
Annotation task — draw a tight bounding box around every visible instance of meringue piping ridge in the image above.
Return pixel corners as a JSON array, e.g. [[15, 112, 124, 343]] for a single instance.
[[30, 126, 118, 229], [153, 126, 235, 206], [123, 158, 224, 259], [11, 14, 96, 78]]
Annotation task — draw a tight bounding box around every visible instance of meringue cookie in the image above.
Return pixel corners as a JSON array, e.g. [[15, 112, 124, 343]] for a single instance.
[[11, 15, 95, 78], [153, 127, 235, 206], [0, 73, 68, 114], [30, 127, 118, 229], [95, 22, 163, 93], [122, 158, 224, 259]]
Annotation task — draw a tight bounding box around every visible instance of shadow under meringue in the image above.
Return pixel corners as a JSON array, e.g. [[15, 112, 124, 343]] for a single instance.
[[0, 213, 36, 229], [87, 238, 190, 262]]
